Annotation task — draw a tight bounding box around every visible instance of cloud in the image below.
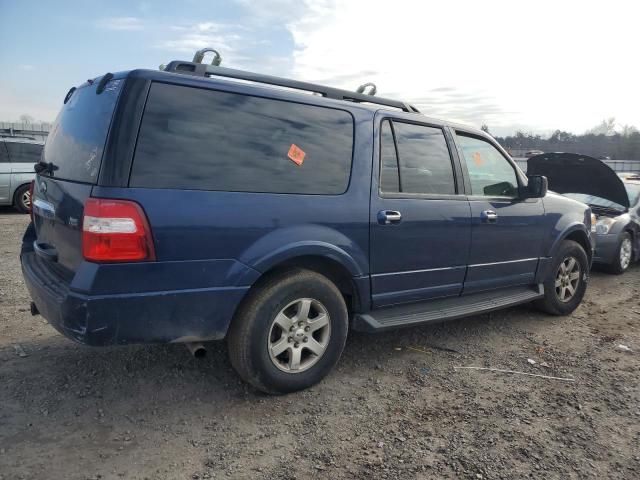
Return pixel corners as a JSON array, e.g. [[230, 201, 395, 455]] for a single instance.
[[97, 17, 145, 31], [285, 0, 640, 134], [156, 22, 243, 55]]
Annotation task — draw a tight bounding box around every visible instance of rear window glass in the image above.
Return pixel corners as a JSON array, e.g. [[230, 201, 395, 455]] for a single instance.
[[42, 78, 123, 183], [6, 142, 43, 163], [130, 83, 354, 194]]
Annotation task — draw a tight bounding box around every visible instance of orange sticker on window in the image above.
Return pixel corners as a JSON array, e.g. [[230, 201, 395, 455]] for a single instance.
[[288, 143, 306, 166], [473, 151, 484, 166]]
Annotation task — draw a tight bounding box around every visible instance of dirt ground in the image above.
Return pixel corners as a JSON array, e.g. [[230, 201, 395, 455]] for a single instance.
[[1, 208, 638, 480]]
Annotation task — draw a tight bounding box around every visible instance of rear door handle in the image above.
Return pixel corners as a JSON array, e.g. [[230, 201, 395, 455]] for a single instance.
[[481, 210, 498, 223], [378, 210, 402, 225]]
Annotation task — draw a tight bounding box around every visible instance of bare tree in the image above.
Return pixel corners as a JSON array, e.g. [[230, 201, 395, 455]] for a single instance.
[[19, 114, 35, 124], [587, 117, 616, 136]]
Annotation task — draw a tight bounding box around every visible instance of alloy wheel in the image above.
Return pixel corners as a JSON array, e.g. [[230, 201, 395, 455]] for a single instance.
[[555, 256, 581, 302], [21, 190, 31, 211], [620, 238, 632, 270], [268, 298, 331, 373]]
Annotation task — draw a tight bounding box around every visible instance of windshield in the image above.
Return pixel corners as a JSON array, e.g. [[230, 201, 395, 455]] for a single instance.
[[42, 77, 123, 183], [625, 183, 640, 206]]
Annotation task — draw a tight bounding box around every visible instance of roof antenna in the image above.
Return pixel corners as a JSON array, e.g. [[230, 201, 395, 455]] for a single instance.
[[356, 82, 377, 96], [193, 48, 222, 66]]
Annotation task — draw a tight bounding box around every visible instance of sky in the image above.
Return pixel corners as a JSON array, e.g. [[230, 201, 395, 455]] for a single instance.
[[1, 0, 639, 136]]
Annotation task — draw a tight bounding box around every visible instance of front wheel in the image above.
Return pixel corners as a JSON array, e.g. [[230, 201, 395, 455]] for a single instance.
[[535, 240, 589, 315], [227, 268, 348, 394], [607, 232, 633, 275]]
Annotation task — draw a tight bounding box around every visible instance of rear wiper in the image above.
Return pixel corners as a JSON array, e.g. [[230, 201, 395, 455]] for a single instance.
[[34, 161, 58, 175]]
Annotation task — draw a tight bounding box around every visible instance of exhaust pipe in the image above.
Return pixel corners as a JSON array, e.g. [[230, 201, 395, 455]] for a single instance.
[[185, 342, 207, 358]]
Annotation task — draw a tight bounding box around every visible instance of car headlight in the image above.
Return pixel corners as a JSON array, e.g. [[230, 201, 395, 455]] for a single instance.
[[595, 217, 615, 234], [590, 213, 597, 233]]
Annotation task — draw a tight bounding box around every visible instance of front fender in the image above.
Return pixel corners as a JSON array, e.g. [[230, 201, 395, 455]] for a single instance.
[[547, 222, 593, 259]]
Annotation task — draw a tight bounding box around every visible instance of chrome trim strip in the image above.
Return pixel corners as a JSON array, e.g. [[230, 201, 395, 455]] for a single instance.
[[372, 265, 465, 277], [469, 258, 538, 268]]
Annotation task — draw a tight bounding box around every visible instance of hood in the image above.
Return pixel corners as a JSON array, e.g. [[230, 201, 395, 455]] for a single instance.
[[527, 152, 629, 209]]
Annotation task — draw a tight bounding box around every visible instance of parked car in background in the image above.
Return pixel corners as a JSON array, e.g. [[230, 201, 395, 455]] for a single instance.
[[529, 152, 640, 273], [21, 54, 595, 394], [525, 150, 544, 158], [0, 137, 43, 213]]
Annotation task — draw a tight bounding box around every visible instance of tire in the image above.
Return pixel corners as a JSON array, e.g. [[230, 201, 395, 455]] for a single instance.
[[13, 184, 31, 214], [227, 268, 348, 394], [534, 240, 589, 316], [606, 232, 633, 275]]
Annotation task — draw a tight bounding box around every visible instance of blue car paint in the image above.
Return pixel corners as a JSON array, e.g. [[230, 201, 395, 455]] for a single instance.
[[21, 68, 595, 347]]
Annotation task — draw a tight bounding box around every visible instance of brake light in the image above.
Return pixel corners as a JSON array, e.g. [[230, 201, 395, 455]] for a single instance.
[[28, 180, 35, 221], [82, 198, 156, 262]]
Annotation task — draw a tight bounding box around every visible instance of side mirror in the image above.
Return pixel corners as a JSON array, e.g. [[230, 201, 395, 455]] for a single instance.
[[525, 175, 548, 198]]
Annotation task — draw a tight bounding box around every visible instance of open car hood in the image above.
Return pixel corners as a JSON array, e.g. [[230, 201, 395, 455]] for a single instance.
[[527, 152, 629, 208]]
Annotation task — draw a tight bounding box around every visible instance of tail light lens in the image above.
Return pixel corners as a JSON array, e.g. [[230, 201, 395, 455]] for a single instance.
[[28, 180, 35, 221], [82, 198, 156, 262]]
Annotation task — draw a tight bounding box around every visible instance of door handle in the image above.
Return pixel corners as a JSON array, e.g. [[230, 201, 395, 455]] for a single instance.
[[378, 210, 402, 225], [481, 210, 498, 223]]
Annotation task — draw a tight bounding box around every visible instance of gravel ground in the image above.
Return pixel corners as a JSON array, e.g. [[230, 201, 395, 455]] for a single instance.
[[1, 208, 639, 480]]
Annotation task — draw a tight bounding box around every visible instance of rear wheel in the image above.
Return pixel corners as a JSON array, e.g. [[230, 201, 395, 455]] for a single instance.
[[607, 232, 632, 274], [227, 268, 348, 394], [13, 184, 31, 214], [535, 240, 589, 315]]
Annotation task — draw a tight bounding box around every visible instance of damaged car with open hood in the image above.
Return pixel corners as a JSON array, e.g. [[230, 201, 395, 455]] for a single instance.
[[528, 153, 640, 273]]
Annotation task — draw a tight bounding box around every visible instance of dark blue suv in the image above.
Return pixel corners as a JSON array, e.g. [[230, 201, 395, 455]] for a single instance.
[[21, 55, 595, 393]]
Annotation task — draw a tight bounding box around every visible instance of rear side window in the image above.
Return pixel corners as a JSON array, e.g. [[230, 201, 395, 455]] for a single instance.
[[131, 83, 354, 194], [42, 78, 123, 183], [380, 120, 455, 195], [0, 144, 8, 163], [380, 120, 399, 192], [6, 142, 43, 163]]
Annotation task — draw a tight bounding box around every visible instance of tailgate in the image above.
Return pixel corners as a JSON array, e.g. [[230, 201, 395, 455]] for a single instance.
[[32, 76, 123, 274]]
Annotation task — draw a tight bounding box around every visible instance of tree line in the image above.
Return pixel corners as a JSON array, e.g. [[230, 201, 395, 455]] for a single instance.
[[483, 118, 640, 159]]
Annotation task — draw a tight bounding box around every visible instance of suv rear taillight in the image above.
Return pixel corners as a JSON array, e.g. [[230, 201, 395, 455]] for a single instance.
[[82, 198, 156, 262]]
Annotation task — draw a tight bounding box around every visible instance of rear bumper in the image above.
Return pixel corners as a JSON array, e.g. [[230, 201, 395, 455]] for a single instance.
[[21, 251, 249, 346]]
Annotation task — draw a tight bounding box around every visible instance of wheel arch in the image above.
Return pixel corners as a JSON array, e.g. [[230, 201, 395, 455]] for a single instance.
[[12, 181, 32, 204], [563, 229, 593, 262], [537, 225, 593, 283], [245, 254, 367, 314]]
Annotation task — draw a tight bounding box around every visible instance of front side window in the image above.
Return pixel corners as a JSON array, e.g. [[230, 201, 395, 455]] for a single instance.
[[456, 134, 519, 197], [379, 120, 455, 195], [131, 83, 354, 195]]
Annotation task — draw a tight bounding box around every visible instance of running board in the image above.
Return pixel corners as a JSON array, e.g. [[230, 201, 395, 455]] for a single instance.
[[354, 285, 544, 332]]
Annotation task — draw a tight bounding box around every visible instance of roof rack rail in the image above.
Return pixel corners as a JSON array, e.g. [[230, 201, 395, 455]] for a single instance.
[[162, 60, 420, 113]]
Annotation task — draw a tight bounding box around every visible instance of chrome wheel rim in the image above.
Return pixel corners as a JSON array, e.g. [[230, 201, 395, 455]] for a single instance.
[[268, 298, 331, 373], [21, 190, 31, 210], [555, 256, 581, 303], [620, 238, 632, 270]]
